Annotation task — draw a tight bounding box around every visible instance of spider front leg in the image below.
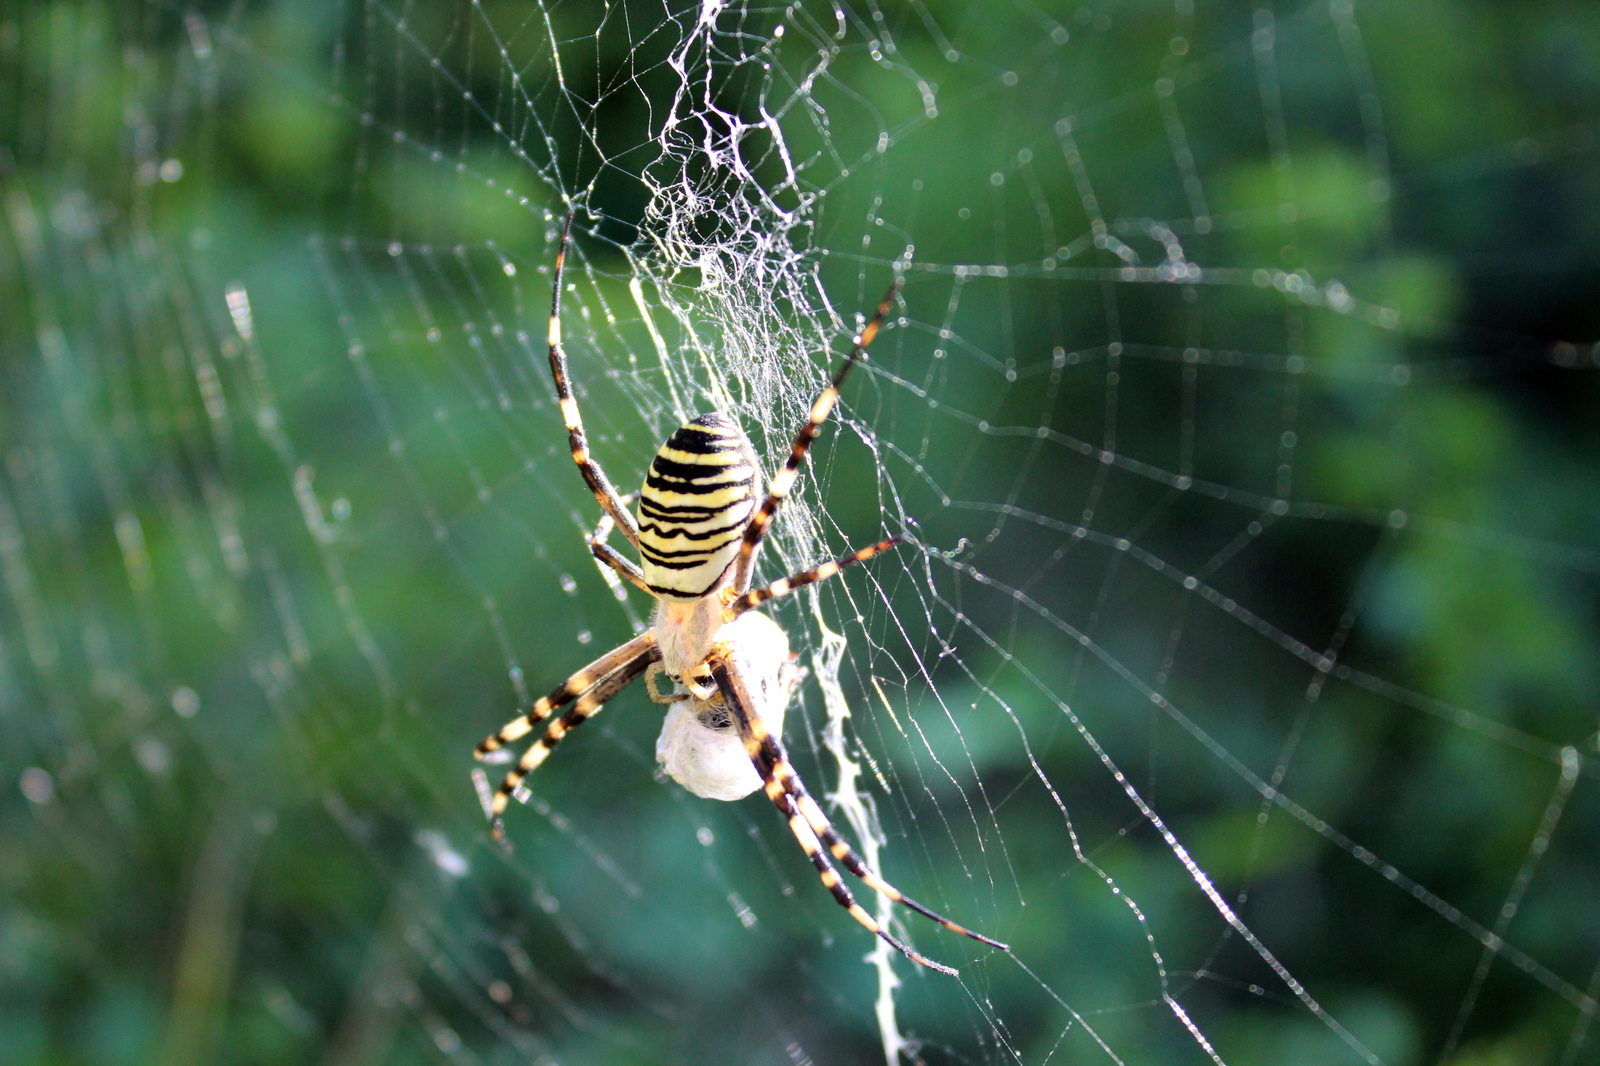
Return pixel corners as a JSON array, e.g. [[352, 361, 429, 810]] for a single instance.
[[655, 611, 792, 802], [707, 651, 1008, 975], [480, 642, 658, 840], [474, 631, 658, 841]]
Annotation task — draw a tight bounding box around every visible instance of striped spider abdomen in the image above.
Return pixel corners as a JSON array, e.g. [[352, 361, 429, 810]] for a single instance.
[[636, 413, 760, 600]]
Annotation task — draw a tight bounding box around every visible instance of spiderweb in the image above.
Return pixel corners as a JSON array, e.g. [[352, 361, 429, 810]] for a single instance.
[[4, 1, 1599, 1064]]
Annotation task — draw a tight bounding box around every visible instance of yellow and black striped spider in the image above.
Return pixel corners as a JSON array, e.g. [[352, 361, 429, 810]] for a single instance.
[[474, 213, 1007, 974]]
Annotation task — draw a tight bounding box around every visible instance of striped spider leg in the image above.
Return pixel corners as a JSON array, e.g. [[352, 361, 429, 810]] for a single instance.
[[473, 210, 1006, 971], [475, 630, 658, 841], [707, 634, 1008, 976]]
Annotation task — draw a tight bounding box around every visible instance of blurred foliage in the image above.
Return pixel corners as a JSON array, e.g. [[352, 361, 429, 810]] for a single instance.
[[2, 1, 1598, 1065]]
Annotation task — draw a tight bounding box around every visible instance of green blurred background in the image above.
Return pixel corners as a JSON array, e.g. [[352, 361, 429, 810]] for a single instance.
[[2, 1, 1598, 1064]]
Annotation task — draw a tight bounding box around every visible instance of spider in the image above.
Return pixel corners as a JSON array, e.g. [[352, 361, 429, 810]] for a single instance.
[[473, 212, 1008, 975]]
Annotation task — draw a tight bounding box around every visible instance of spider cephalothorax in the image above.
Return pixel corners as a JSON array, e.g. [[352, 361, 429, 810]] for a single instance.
[[473, 211, 1007, 974]]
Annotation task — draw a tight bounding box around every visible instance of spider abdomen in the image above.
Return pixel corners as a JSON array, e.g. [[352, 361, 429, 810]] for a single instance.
[[636, 413, 760, 599]]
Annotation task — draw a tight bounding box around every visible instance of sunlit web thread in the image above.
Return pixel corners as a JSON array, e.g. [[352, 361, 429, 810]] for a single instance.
[[935, 556, 1598, 1016]]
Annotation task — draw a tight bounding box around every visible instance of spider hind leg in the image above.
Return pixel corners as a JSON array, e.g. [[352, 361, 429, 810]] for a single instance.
[[545, 209, 641, 547], [731, 280, 903, 591]]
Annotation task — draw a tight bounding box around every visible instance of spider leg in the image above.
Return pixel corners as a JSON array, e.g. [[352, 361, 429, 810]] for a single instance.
[[489, 644, 656, 840], [588, 493, 650, 594], [547, 209, 641, 547], [731, 280, 902, 591], [767, 755, 1008, 950], [644, 661, 689, 704], [727, 536, 905, 618], [708, 654, 1008, 975], [475, 631, 657, 757]]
